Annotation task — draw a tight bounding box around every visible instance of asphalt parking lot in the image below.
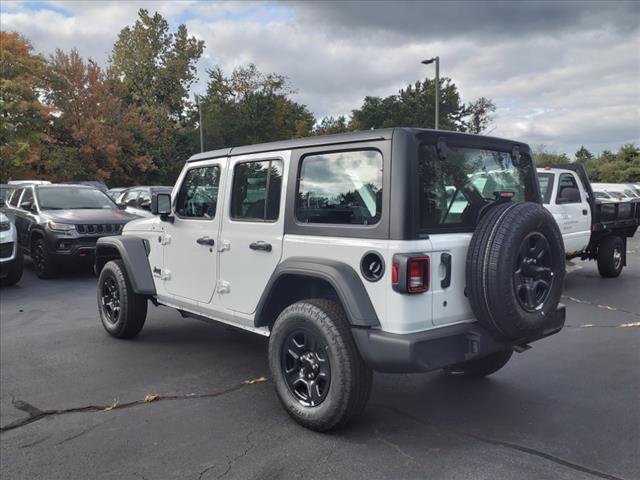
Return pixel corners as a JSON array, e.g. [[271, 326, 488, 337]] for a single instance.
[[1, 237, 639, 480]]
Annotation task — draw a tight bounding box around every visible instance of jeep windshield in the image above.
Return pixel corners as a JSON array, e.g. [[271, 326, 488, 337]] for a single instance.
[[36, 187, 116, 210], [418, 143, 536, 232]]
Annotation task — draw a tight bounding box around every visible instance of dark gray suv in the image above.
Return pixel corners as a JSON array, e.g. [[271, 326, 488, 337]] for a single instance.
[[6, 184, 137, 278]]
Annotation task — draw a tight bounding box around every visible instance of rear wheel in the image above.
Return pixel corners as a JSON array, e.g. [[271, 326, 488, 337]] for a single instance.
[[98, 260, 147, 338], [597, 236, 624, 278], [31, 238, 57, 279], [269, 299, 372, 431], [444, 349, 513, 378]]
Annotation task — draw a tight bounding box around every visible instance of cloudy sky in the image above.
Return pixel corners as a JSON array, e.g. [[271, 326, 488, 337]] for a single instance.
[[2, 0, 639, 156]]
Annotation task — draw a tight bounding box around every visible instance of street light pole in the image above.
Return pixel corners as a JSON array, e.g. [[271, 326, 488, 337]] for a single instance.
[[421, 56, 440, 130], [196, 94, 204, 152]]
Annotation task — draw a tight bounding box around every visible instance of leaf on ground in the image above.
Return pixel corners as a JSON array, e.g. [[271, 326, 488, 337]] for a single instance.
[[244, 376, 268, 385], [144, 394, 160, 402], [103, 399, 118, 411], [619, 322, 640, 328]]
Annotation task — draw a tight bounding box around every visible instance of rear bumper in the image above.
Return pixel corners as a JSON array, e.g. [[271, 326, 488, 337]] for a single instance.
[[352, 305, 566, 373]]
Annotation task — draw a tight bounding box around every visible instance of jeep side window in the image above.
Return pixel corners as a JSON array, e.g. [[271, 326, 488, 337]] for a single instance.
[[296, 150, 383, 225], [231, 160, 283, 221], [175, 166, 221, 219]]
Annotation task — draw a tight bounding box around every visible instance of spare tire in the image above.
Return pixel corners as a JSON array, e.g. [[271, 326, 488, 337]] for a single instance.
[[466, 202, 565, 340]]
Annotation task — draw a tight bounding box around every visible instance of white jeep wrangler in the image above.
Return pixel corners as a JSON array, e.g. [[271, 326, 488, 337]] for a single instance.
[[95, 128, 566, 431]]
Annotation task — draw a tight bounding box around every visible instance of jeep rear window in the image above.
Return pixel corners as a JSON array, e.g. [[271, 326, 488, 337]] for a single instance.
[[418, 144, 535, 232], [296, 150, 383, 225]]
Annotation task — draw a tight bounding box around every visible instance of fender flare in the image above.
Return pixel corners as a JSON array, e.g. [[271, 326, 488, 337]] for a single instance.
[[255, 257, 380, 328], [95, 235, 156, 296]]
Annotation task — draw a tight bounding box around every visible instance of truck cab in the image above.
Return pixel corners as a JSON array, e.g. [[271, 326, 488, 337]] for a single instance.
[[537, 167, 592, 254], [538, 165, 639, 277]]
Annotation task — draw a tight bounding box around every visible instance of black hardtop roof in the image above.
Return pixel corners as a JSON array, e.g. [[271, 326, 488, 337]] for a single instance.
[[187, 127, 530, 163]]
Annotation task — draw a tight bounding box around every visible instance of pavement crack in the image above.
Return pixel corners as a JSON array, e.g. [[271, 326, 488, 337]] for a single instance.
[[374, 404, 626, 480], [562, 295, 640, 319], [374, 428, 417, 464], [0, 376, 269, 434], [216, 427, 261, 479]]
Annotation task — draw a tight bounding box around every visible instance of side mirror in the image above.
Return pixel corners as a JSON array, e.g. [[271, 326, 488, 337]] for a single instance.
[[151, 193, 172, 221], [139, 199, 151, 211], [117, 203, 127, 210]]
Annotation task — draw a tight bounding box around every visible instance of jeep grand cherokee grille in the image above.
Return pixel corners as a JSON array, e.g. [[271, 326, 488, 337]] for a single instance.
[[0, 242, 13, 259], [75, 224, 122, 235]]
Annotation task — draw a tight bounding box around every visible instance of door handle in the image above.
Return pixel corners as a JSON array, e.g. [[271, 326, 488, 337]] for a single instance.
[[196, 237, 215, 246], [249, 241, 272, 252], [441, 253, 452, 289], [582, 209, 588, 215]]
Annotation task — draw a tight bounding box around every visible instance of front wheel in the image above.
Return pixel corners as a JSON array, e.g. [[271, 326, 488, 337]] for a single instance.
[[443, 349, 513, 378], [31, 238, 58, 279], [597, 236, 624, 278], [269, 299, 372, 431], [97, 260, 147, 339]]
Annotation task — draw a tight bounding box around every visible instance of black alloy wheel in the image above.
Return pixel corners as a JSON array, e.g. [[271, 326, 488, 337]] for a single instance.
[[281, 328, 331, 407], [101, 275, 121, 325], [514, 232, 553, 312], [32, 242, 46, 275]]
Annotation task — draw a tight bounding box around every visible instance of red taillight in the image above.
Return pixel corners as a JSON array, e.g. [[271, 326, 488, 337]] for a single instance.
[[407, 256, 429, 293], [391, 263, 399, 284]]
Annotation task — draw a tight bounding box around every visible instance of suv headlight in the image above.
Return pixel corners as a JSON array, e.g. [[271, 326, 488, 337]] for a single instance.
[[47, 221, 75, 232], [0, 221, 10, 232]]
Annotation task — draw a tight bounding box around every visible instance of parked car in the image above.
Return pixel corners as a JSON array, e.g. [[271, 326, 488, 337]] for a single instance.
[[115, 186, 173, 217], [592, 183, 639, 200], [0, 184, 15, 206], [106, 188, 127, 200], [5, 184, 137, 278], [95, 128, 567, 431], [7, 180, 51, 186], [538, 166, 639, 277], [62, 181, 108, 193], [0, 211, 23, 286]]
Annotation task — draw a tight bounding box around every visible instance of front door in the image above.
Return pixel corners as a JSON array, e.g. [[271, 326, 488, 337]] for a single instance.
[[219, 152, 288, 314], [555, 172, 591, 253], [162, 160, 225, 303]]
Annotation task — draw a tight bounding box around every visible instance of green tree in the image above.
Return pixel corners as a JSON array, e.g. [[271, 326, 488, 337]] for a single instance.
[[111, 9, 204, 118], [198, 64, 315, 150], [466, 97, 496, 134], [584, 144, 640, 182], [313, 115, 350, 135], [110, 9, 204, 183], [532, 144, 570, 167], [0, 31, 49, 181], [575, 145, 594, 163], [349, 77, 494, 133]]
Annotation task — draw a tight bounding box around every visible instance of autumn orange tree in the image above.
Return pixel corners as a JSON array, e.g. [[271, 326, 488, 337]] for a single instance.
[[41, 49, 156, 184], [0, 31, 49, 181]]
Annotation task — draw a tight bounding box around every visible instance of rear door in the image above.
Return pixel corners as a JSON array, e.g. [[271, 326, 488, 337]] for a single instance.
[[554, 172, 591, 253], [218, 152, 288, 315]]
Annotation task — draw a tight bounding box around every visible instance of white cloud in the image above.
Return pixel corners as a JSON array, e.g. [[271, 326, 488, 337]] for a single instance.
[[2, 0, 639, 156]]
